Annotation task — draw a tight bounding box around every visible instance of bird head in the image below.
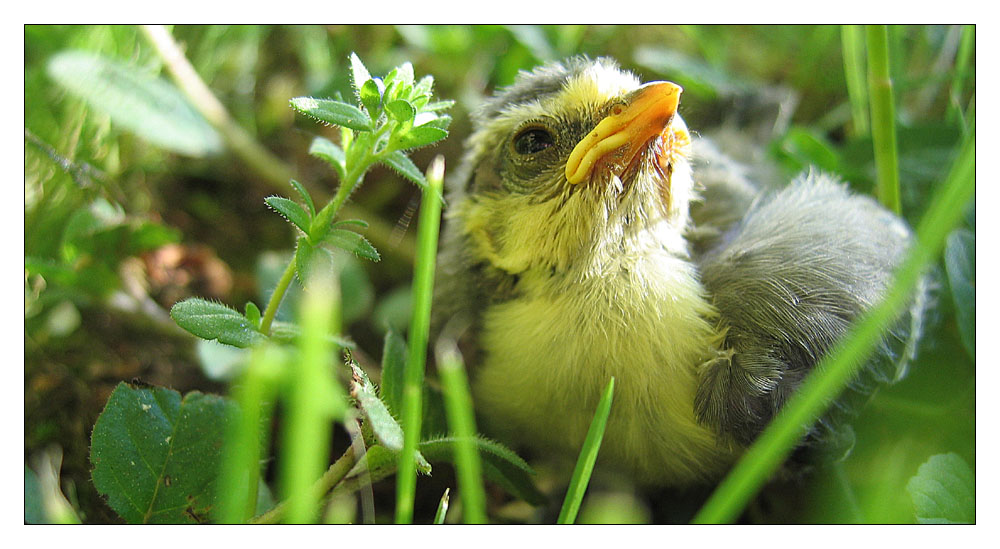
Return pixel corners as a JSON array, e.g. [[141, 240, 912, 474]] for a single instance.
[[450, 57, 696, 277]]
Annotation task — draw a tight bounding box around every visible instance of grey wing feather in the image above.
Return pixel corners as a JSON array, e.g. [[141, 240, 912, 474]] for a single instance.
[[693, 170, 927, 451]]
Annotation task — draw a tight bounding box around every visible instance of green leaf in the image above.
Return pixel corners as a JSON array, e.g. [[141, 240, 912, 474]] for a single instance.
[[558, 377, 615, 524], [170, 298, 264, 348], [294, 236, 335, 284], [380, 150, 429, 191], [420, 436, 545, 506], [906, 453, 975, 524], [244, 302, 261, 329], [422, 99, 456, 112], [396, 125, 449, 150], [289, 179, 316, 217], [350, 361, 404, 451], [322, 229, 380, 262], [434, 488, 450, 525], [379, 330, 407, 415], [265, 196, 311, 234], [349, 52, 372, 94], [309, 137, 347, 181], [90, 382, 234, 523], [359, 79, 382, 117], [385, 99, 415, 123], [290, 97, 373, 132], [330, 218, 369, 229], [46, 51, 222, 157], [945, 228, 975, 359]]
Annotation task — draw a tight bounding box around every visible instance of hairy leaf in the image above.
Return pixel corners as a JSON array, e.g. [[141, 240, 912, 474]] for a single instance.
[[309, 136, 347, 181], [420, 436, 545, 506], [289, 179, 316, 217], [170, 298, 264, 348], [290, 97, 372, 131], [265, 196, 311, 234], [385, 99, 415, 123], [47, 50, 222, 156], [322, 229, 380, 262], [396, 125, 448, 150], [380, 151, 428, 190], [90, 382, 234, 523]]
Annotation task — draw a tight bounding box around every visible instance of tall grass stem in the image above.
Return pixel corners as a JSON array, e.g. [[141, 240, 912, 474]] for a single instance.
[[866, 24, 902, 215]]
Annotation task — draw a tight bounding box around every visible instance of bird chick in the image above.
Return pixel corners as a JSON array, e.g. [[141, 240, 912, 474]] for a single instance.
[[434, 57, 922, 487]]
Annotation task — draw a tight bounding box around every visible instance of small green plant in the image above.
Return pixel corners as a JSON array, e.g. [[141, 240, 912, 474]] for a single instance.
[[88, 52, 537, 524]]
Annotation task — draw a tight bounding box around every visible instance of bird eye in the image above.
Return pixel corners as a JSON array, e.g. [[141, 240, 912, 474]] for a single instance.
[[513, 127, 555, 155]]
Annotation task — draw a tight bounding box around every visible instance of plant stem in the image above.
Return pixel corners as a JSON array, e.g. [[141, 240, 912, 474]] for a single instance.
[[252, 448, 358, 524], [395, 156, 446, 524], [866, 24, 902, 215], [259, 258, 297, 336], [138, 25, 415, 263], [691, 134, 974, 524], [840, 25, 869, 137]]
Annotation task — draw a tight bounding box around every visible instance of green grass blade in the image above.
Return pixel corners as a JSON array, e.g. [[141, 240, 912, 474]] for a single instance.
[[395, 156, 446, 524], [557, 377, 615, 525], [692, 133, 975, 524], [436, 340, 488, 524], [866, 24, 902, 215], [841, 25, 869, 137], [279, 268, 345, 523], [216, 345, 283, 523], [949, 25, 975, 130], [434, 488, 450, 525]]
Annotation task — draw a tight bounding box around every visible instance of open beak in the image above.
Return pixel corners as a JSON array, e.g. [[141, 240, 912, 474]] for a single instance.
[[565, 81, 683, 185]]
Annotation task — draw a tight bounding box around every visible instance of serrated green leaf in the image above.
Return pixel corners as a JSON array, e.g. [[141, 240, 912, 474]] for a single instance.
[[945, 229, 975, 359], [289, 179, 316, 217], [265, 196, 311, 234], [906, 453, 975, 524], [322, 229, 380, 262], [290, 97, 372, 131], [349, 52, 371, 94], [359, 79, 382, 117], [90, 382, 234, 523], [380, 150, 428, 191], [396, 125, 448, 150], [385, 99, 415, 123], [380, 330, 407, 415], [244, 302, 261, 329], [419, 436, 544, 505], [170, 298, 264, 348], [47, 51, 222, 157]]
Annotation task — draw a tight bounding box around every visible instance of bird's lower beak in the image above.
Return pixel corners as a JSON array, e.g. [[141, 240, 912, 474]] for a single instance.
[[565, 81, 683, 185]]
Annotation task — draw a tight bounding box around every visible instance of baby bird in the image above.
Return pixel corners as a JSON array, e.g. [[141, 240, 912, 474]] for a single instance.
[[434, 57, 923, 486]]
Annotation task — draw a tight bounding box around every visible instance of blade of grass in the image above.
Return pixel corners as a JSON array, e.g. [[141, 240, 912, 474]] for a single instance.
[[557, 377, 615, 525], [278, 267, 347, 523], [841, 25, 869, 137], [692, 133, 975, 524], [949, 25, 975, 132], [436, 340, 488, 524], [866, 24, 902, 215], [216, 344, 283, 523], [395, 156, 446, 524], [434, 488, 450, 525]]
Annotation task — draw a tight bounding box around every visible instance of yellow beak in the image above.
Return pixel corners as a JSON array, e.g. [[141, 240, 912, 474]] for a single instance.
[[565, 81, 683, 185]]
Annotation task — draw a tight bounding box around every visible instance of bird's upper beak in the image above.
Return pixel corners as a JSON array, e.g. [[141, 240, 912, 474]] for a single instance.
[[565, 81, 683, 185]]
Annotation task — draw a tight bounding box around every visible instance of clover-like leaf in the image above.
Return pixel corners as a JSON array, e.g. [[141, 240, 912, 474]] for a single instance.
[[170, 298, 264, 348], [322, 229, 380, 262], [265, 196, 311, 234], [90, 382, 234, 523], [906, 452, 975, 524], [290, 97, 373, 131]]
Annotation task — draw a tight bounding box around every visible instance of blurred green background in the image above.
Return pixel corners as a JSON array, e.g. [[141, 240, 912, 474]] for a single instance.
[[24, 25, 974, 524]]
